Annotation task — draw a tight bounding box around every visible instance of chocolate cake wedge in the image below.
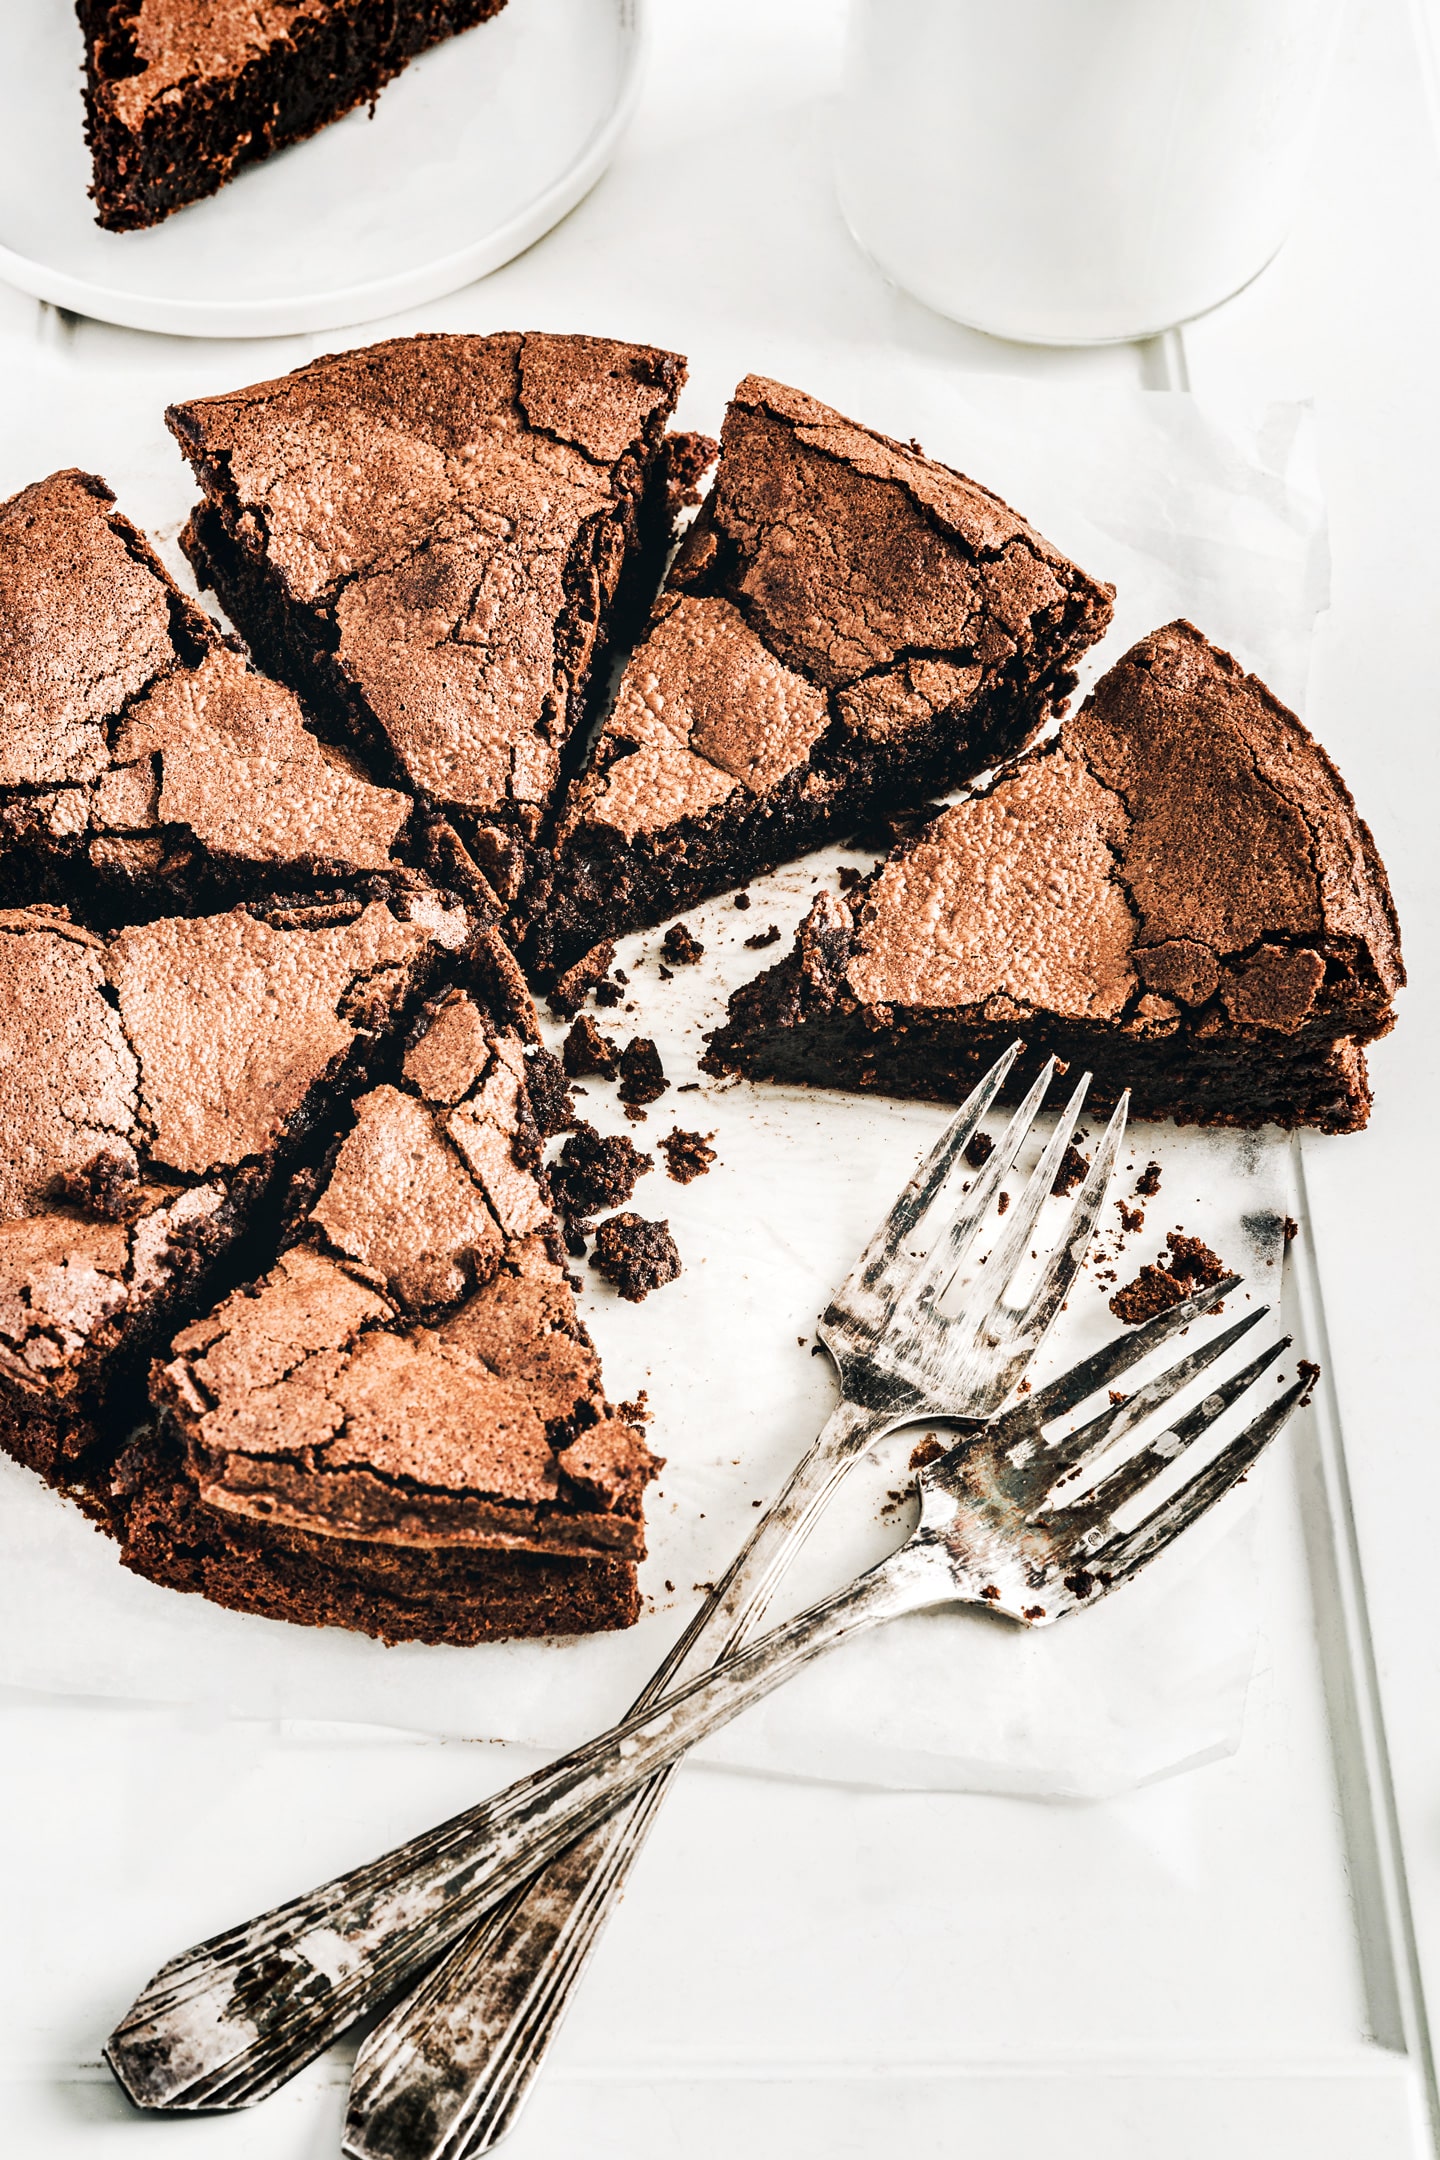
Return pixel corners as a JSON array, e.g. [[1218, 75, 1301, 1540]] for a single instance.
[[126, 968, 661, 1643], [168, 333, 689, 903], [0, 887, 475, 1494], [706, 621, 1403, 1133], [0, 469, 474, 922], [78, 0, 510, 233], [522, 374, 1114, 983]]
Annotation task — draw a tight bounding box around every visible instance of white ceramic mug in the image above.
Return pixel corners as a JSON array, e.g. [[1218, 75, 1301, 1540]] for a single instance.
[[834, 0, 1346, 344]]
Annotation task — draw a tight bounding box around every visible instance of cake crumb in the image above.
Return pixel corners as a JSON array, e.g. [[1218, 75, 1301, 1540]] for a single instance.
[[1051, 1144, 1090, 1197], [744, 924, 782, 950], [547, 940, 615, 1017], [964, 1130, 995, 1169], [562, 1014, 617, 1079], [594, 978, 624, 1007], [1109, 1231, 1229, 1325], [617, 1036, 669, 1120], [733, 891, 751, 909], [659, 1128, 716, 1184], [1135, 1161, 1163, 1197], [661, 921, 704, 967], [1115, 1200, 1145, 1234], [590, 1212, 682, 1301], [551, 1122, 651, 1220], [836, 864, 864, 891], [909, 1435, 944, 1470], [1297, 1358, 1321, 1404], [1283, 1215, 1299, 1243]]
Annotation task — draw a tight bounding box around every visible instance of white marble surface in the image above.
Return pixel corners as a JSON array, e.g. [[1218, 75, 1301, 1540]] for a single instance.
[[2, 1, 1438, 2154]]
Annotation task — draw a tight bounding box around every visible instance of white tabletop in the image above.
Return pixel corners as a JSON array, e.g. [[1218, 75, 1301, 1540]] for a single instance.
[[3, 3, 1439, 2155]]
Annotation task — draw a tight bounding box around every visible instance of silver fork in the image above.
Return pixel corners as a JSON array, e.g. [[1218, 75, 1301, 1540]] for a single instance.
[[341, 1287, 1301, 2158], [104, 1045, 1125, 2117]]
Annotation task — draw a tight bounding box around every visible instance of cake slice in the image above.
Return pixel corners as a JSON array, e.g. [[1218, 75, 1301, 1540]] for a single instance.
[[0, 886, 475, 1492], [706, 622, 1403, 1133], [0, 470, 480, 921], [169, 333, 690, 903], [521, 374, 1114, 984], [126, 962, 662, 1643], [77, 0, 509, 232]]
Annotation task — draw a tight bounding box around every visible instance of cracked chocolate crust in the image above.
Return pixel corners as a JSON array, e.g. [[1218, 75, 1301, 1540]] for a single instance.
[[168, 333, 688, 905], [0, 468, 471, 926], [705, 622, 1403, 1134], [0, 889, 476, 1497], [77, 0, 509, 233], [521, 373, 1115, 983]]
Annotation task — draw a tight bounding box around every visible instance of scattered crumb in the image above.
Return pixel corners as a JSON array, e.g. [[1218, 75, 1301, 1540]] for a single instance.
[[562, 1014, 617, 1079], [733, 891, 751, 909], [589, 1212, 682, 1301], [836, 864, 864, 891], [997, 1190, 1011, 1215], [547, 940, 615, 1017], [550, 1121, 651, 1219], [1051, 1144, 1090, 1197], [909, 1435, 944, 1470], [594, 979, 624, 1007], [1297, 1358, 1321, 1404], [677, 1081, 701, 1092], [964, 1130, 995, 1169], [1114, 1200, 1145, 1234], [1283, 1215, 1299, 1244], [661, 921, 704, 967], [657, 964, 674, 981], [618, 1391, 651, 1425], [523, 1047, 575, 1137], [659, 1127, 717, 1184], [1109, 1232, 1229, 1325], [1108, 1389, 1129, 1406], [744, 924, 782, 950], [617, 1036, 669, 1119], [664, 1579, 675, 1593], [1135, 1162, 1162, 1197]]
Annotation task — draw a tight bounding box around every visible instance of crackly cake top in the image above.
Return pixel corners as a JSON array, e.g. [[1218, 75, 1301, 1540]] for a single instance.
[[0, 468, 409, 873], [99, 2, 334, 132], [841, 621, 1404, 1032], [167, 334, 686, 814], [560, 373, 1112, 845], [156, 984, 660, 1552]]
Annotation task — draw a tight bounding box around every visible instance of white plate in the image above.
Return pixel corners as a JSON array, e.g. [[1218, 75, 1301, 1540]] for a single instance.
[[0, 0, 644, 338]]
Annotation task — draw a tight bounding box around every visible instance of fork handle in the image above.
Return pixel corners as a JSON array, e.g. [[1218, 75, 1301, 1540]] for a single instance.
[[107, 1539, 946, 2115]]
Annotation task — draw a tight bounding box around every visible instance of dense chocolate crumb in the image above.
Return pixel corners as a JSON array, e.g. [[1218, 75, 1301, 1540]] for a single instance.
[[1297, 1358, 1321, 1403], [658, 1128, 717, 1183], [964, 1131, 995, 1169], [836, 865, 865, 892], [548, 941, 617, 1017], [522, 1048, 575, 1137], [550, 1122, 651, 1218], [661, 922, 704, 966], [617, 1037, 669, 1116], [1115, 1200, 1145, 1234], [594, 979, 625, 1007], [1109, 1231, 1229, 1324], [1284, 1215, 1300, 1243], [744, 925, 782, 950], [1136, 1162, 1163, 1197], [662, 432, 720, 513], [50, 1149, 144, 1223], [909, 1436, 945, 1470], [734, 892, 751, 910], [562, 1016, 618, 1079], [590, 1212, 682, 1301], [1051, 1144, 1090, 1196]]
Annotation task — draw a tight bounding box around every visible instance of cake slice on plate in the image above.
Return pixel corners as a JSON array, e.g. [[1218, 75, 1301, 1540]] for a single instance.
[[77, 0, 510, 232], [706, 621, 1403, 1133], [522, 374, 1114, 984], [127, 958, 661, 1643], [0, 887, 475, 1490], [169, 333, 692, 905], [0, 469, 482, 919]]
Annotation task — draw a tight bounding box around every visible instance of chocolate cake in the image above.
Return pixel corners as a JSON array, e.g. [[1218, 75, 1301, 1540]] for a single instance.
[[77, 0, 510, 232], [168, 334, 687, 902], [0, 469, 458, 921], [707, 622, 1404, 1132], [521, 374, 1115, 983], [589, 1213, 682, 1303], [123, 974, 661, 1643], [0, 888, 473, 1494]]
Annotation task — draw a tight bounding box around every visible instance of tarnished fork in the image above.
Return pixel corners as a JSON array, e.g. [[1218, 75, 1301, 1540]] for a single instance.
[[342, 1283, 1301, 2159], [105, 1045, 1126, 2120]]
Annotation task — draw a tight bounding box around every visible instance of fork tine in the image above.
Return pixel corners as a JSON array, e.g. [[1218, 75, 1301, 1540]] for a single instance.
[[1016, 1274, 1241, 1433], [1073, 1333, 1289, 1518], [840, 1041, 1023, 1309], [1006, 1306, 1270, 1503], [1088, 1376, 1306, 1587], [981, 1090, 1130, 1360]]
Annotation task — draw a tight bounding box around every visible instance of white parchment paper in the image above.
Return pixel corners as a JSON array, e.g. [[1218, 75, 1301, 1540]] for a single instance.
[[0, 336, 1323, 1795]]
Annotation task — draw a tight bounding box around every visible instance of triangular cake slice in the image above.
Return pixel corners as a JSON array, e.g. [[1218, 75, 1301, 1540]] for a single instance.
[[522, 375, 1114, 984], [0, 469, 478, 920], [78, 0, 510, 231], [706, 622, 1403, 1133], [128, 954, 661, 1643], [169, 333, 692, 904], [0, 887, 475, 1491]]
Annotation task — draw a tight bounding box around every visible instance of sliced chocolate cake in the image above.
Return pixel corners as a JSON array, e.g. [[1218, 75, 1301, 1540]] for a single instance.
[[78, 0, 510, 232], [0, 888, 474, 1493], [124, 968, 661, 1643], [706, 622, 1403, 1133], [168, 334, 689, 903], [0, 469, 468, 921], [522, 374, 1114, 984]]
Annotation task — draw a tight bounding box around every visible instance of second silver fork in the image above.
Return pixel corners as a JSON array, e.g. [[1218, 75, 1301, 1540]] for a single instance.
[[339, 1050, 1128, 2158]]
